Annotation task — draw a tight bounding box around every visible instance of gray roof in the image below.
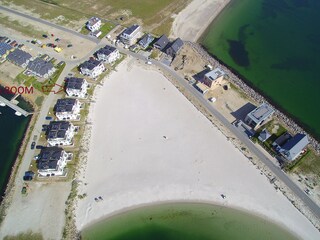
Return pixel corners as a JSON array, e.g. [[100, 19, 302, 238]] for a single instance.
[[153, 35, 169, 50], [81, 59, 102, 70], [38, 147, 63, 170], [47, 121, 71, 140], [166, 38, 184, 56], [66, 77, 85, 90], [96, 45, 117, 57], [204, 68, 226, 82], [246, 103, 274, 124], [0, 42, 12, 56], [55, 98, 77, 113], [87, 17, 101, 27], [258, 129, 271, 142], [7, 48, 32, 66], [139, 34, 154, 48], [122, 24, 140, 36], [281, 134, 309, 160], [27, 57, 54, 76]]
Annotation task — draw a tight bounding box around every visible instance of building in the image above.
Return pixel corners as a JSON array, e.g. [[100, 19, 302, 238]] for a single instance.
[[153, 34, 169, 51], [37, 147, 68, 176], [27, 57, 56, 78], [165, 38, 184, 57], [95, 45, 120, 64], [244, 103, 275, 130], [202, 67, 226, 89], [194, 82, 209, 94], [6, 48, 32, 68], [0, 42, 13, 61], [258, 128, 272, 142], [47, 121, 75, 146], [55, 98, 81, 121], [279, 134, 309, 161], [119, 24, 141, 45], [138, 33, 154, 49], [80, 59, 105, 78], [86, 17, 101, 32], [65, 77, 88, 98]]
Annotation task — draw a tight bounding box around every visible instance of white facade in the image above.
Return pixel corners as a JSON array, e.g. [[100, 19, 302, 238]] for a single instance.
[[80, 60, 105, 79], [38, 148, 68, 177], [86, 17, 101, 32], [96, 48, 120, 64], [47, 122, 75, 147], [55, 99, 81, 121], [66, 79, 88, 98], [120, 25, 141, 45]]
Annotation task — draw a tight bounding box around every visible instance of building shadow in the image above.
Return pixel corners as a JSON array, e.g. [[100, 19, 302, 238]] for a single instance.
[[231, 102, 256, 121], [192, 69, 210, 82]]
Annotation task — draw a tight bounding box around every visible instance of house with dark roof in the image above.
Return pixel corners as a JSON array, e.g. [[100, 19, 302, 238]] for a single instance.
[[258, 128, 272, 142], [0, 42, 13, 60], [244, 103, 274, 130], [165, 38, 184, 57], [47, 121, 75, 146], [7, 48, 32, 68], [119, 24, 141, 45], [95, 45, 120, 64], [80, 59, 105, 78], [279, 134, 309, 161], [153, 34, 169, 51], [65, 77, 88, 98], [37, 147, 69, 176], [86, 17, 101, 32], [138, 33, 154, 49], [27, 57, 56, 78], [55, 98, 81, 121]]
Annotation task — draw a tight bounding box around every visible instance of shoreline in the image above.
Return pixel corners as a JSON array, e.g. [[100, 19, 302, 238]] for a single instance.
[[75, 60, 320, 240], [188, 41, 320, 153], [81, 200, 299, 239]]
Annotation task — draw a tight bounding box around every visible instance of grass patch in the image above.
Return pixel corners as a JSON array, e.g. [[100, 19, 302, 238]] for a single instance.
[[15, 72, 37, 85], [152, 17, 173, 36], [80, 25, 90, 35], [4, 231, 43, 240], [0, 15, 46, 38], [294, 150, 320, 176], [35, 96, 45, 107], [98, 22, 116, 39]]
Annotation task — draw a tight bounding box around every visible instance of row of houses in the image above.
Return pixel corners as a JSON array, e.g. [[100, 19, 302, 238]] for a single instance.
[[0, 35, 56, 78], [36, 75, 89, 176]]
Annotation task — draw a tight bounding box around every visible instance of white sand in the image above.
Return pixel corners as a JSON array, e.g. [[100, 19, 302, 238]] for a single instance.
[[171, 0, 230, 41], [75, 59, 320, 239]]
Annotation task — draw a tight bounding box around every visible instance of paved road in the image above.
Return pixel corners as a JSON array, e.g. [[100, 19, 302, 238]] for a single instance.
[[0, 5, 99, 44], [2, 2, 320, 222]]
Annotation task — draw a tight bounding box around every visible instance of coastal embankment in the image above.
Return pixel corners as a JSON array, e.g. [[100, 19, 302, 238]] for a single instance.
[[185, 41, 320, 155]]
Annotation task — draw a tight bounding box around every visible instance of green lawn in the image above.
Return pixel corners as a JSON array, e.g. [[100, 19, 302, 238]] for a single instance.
[[98, 22, 116, 39]]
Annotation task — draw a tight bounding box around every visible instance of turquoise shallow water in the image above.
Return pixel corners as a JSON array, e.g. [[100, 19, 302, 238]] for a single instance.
[[202, 0, 320, 140], [0, 87, 31, 198], [81, 203, 297, 240]]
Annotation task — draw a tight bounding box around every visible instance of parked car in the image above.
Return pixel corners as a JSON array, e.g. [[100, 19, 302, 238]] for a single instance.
[[45, 116, 53, 120], [23, 171, 35, 181], [36, 145, 44, 149], [31, 141, 36, 149], [67, 44, 73, 48], [42, 34, 48, 38]]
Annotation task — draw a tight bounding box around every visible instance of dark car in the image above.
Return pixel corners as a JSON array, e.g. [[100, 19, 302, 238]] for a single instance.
[[31, 141, 36, 149], [36, 145, 44, 149], [23, 171, 35, 181], [67, 44, 73, 48], [42, 34, 48, 38], [45, 116, 53, 120]]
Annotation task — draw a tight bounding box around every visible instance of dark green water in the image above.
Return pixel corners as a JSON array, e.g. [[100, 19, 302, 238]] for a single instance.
[[202, 0, 320, 140], [81, 203, 297, 240], [0, 89, 31, 198]]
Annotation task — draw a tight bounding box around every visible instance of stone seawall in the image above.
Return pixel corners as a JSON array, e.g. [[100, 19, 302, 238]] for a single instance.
[[185, 41, 320, 154]]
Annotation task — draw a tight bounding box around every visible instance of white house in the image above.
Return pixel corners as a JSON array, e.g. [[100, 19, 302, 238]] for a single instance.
[[65, 77, 88, 98], [244, 103, 275, 130], [119, 24, 141, 45], [47, 121, 75, 146], [80, 59, 105, 79], [86, 17, 101, 32], [37, 147, 68, 176], [95, 45, 120, 64], [55, 98, 81, 121]]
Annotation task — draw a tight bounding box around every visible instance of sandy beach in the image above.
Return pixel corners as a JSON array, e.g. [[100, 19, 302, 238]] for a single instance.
[[171, 0, 231, 41], [75, 58, 320, 239]]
